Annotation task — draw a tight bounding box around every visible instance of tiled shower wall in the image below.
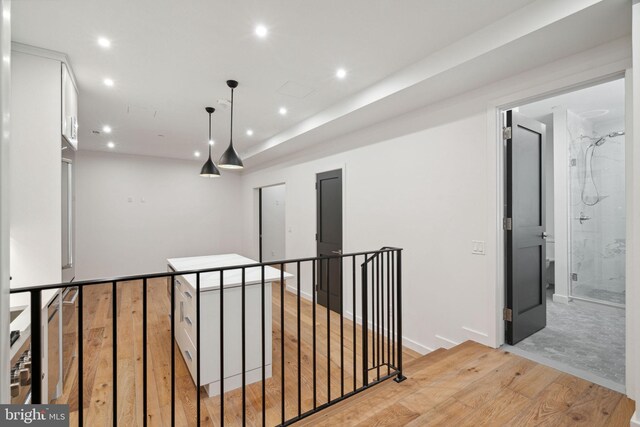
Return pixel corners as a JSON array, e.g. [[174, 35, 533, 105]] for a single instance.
[[568, 110, 626, 304]]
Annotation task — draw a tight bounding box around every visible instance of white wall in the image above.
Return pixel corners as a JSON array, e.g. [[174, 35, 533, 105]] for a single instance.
[[75, 151, 243, 279], [9, 51, 61, 289], [240, 38, 632, 355], [0, 0, 10, 404], [261, 184, 286, 262]]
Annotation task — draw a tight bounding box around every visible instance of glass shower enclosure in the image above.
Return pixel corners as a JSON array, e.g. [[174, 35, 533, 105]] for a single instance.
[[568, 110, 626, 307]]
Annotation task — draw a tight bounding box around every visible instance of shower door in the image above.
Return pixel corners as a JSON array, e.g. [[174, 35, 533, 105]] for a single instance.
[[568, 110, 625, 306]]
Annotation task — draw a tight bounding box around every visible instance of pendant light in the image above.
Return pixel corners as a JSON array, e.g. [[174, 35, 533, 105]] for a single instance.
[[200, 107, 221, 178], [218, 80, 244, 169]]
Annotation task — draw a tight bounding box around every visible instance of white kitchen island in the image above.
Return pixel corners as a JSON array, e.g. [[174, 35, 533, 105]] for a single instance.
[[167, 254, 293, 397]]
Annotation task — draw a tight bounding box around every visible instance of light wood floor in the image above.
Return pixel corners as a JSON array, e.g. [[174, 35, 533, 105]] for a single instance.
[[55, 278, 420, 426], [297, 341, 636, 426], [54, 278, 635, 426]]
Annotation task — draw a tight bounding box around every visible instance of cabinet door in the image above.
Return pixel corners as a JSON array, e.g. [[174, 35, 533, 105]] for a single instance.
[[61, 63, 78, 148]]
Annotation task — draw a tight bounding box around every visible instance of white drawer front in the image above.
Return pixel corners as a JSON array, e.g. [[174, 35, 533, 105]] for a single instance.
[[175, 322, 198, 382]]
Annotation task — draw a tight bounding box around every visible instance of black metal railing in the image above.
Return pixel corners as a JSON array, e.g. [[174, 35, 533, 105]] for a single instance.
[[9, 247, 404, 426]]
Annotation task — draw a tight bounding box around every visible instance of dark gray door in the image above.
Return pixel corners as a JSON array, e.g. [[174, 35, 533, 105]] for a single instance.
[[505, 110, 547, 345], [316, 169, 342, 313]]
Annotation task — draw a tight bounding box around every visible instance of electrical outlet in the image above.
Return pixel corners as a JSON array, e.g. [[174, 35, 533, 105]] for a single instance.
[[472, 240, 486, 255]]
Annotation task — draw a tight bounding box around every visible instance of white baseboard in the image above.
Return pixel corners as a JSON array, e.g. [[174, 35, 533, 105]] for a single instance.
[[552, 293, 570, 304], [285, 284, 313, 301], [462, 326, 489, 339], [631, 411, 640, 427], [403, 336, 434, 354], [435, 334, 460, 348]]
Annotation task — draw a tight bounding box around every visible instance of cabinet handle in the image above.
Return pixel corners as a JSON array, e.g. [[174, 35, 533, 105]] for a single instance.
[[185, 316, 192, 326], [184, 290, 193, 299], [184, 350, 192, 361]]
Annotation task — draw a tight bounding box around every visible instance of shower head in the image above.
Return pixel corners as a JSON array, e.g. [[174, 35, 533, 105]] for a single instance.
[[592, 130, 624, 147]]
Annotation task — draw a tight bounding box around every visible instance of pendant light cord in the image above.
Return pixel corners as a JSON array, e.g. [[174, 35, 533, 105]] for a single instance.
[[229, 88, 234, 148], [208, 112, 212, 158]]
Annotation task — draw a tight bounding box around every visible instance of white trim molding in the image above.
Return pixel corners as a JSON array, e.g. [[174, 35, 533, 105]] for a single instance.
[[11, 42, 78, 92]]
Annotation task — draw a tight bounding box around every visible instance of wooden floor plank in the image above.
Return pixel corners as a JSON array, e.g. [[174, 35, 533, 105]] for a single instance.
[[51, 278, 634, 426]]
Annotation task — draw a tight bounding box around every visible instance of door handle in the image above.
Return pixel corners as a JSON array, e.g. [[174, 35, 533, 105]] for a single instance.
[[331, 250, 342, 255], [541, 232, 549, 239]]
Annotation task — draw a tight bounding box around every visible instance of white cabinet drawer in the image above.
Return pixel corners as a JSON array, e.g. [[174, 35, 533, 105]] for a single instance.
[[175, 324, 197, 380]]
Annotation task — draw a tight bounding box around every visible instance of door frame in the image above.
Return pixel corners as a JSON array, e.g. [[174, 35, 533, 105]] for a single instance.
[[256, 182, 286, 263], [487, 66, 634, 390]]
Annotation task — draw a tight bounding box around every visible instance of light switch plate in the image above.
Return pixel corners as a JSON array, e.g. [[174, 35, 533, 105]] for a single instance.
[[472, 240, 486, 255]]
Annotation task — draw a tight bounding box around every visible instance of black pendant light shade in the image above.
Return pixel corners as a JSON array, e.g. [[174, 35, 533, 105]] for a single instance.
[[218, 80, 244, 169], [200, 107, 221, 178]]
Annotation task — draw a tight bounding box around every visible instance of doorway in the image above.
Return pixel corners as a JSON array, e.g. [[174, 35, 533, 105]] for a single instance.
[[502, 78, 626, 390], [259, 184, 286, 263], [316, 169, 343, 313]]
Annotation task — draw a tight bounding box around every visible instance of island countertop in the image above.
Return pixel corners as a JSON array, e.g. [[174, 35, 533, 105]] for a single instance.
[[167, 253, 293, 291]]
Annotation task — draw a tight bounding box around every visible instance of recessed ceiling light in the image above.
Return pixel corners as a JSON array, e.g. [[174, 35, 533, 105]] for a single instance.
[[107, 141, 115, 148], [102, 125, 112, 133], [255, 24, 268, 38], [209, 139, 215, 146], [279, 107, 287, 116], [97, 37, 111, 48], [246, 129, 254, 136], [194, 151, 201, 157], [103, 78, 114, 87], [336, 68, 347, 79]]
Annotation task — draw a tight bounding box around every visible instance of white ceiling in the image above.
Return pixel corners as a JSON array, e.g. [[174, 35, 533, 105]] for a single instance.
[[519, 78, 626, 127], [12, 0, 538, 162]]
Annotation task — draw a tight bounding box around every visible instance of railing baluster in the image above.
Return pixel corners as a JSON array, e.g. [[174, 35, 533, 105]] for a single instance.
[[142, 279, 148, 427], [261, 266, 266, 427], [170, 277, 175, 426], [241, 268, 246, 427], [312, 259, 317, 409], [391, 251, 396, 368], [376, 255, 381, 381], [30, 290, 42, 404], [340, 256, 344, 397], [78, 286, 84, 427], [196, 273, 201, 427], [326, 258, 331, 404], [386, 251, 391, 375], [395, 250, 406, 383], [220, 270, 225, 426], [113, 281, 118, 426], [361, 260, 368, 387], [297, 261, 302, 417], [352, 255, 357, 392], [280, 263, 285, 425]]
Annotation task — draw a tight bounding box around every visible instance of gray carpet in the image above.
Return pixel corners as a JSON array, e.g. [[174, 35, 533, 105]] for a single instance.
[[514, 288, 625, 385]]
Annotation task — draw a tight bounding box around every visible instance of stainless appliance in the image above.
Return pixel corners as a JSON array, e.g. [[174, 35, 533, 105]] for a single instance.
[[62, 137, 76, 283], [48, 295, 61, 402], [62, 286, 78, 384]]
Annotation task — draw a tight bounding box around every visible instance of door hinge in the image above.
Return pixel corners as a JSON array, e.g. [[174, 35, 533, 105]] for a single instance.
[[571, 273, 578, 281], [503, 308, 513, 322], [315, 182, 317, 190], [315, 233, 318, 241], [503, 126, 512, 140], [503, 217, 512, 231]]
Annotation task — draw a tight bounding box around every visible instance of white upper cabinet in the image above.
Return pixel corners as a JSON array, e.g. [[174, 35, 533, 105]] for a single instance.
[[61, 62, 78, 149]]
